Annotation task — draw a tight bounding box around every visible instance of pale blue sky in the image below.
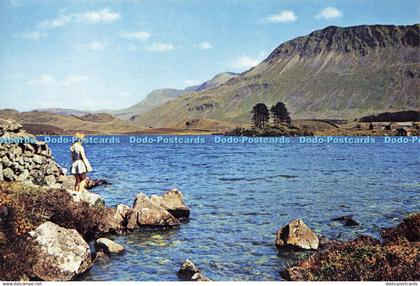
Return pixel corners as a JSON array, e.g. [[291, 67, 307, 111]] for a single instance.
[[1, 0, 419, 111]]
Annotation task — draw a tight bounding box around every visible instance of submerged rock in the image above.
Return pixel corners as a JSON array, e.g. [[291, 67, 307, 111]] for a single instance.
[[29, 221, 92, 281], [275, 219, 319, 251], [96, 238, 125, 254], [93, 251, 110, 264], [151, 188, 190, 220], [86, 178, 111, 190], [127, 193, 180, 229], [331, 215, 360, 227]]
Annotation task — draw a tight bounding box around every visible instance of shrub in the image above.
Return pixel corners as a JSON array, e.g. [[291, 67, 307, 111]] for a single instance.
[[0, 182, 114, 280]]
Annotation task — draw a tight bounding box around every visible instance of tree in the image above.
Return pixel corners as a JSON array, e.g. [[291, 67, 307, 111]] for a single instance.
[[270, 101, 291, 124], [251, 103, 270, 129]]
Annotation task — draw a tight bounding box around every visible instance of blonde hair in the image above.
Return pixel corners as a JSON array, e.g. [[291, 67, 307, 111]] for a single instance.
[[74, 132, 85, 142]]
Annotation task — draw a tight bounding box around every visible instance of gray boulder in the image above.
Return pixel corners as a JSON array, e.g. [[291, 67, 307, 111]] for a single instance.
[[67, 190, 105, 207], [150, 188, 190, 220], [29, 221, 92, 281], [127, 193, 180, 229], [178, 259, 211, 281], [60, 176, 76, 191], [0, 119, 63, 187], [275, 219, 319, 251], [178, 259, 199, 280], [0, 119, 22, 135], [96, 238, 125, 254], [191, 273, 211, 281], [110, 204, 132, 231], [2, 167, 15, 181]]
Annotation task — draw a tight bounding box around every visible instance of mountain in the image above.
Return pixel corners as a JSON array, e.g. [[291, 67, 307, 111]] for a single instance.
[[110, 89, 184, 121], [132, 24, 420, 129], [110, 72, 239, 121], [185, 72, 239, 92]]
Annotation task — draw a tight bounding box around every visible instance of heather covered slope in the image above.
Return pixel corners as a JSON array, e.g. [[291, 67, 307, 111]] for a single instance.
[[133, 24, 420, 128]]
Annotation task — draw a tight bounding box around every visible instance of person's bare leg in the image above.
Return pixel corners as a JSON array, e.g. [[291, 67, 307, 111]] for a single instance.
[[74, 175, 81, 192], [79, 173, 87, 192]]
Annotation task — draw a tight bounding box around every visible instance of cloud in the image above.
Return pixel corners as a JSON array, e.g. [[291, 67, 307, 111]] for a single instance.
[[266, 10, 297, 23], [120, 31, 150, 41], [38, 8, 120, 29], [316, 7, 342, 20], [17, 31, 48, 41], [78, 8, 120, 24], [81, 41, 107, 50], [228, 53, 266, 70], [146, 42, 174, 52], [61, 75, 88, 86], [184, 79, 201, 86], [27, 74, 55, 86], [39, 15, 71, 28], [194, 41, 213, 50], [27, 74, 88, 86]]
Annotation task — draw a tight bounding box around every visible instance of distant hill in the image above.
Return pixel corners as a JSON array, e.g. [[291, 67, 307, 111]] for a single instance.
[[110, 72, 239, 121], [132, 24, 420, 129], [0, 110, 142, 134], [31, 108, 90, 117], [79, 113, 116, 123], [359, 110, 420, 122]]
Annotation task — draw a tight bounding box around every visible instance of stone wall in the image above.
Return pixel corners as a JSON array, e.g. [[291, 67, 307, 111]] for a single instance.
[[0, 119, 64, 187]]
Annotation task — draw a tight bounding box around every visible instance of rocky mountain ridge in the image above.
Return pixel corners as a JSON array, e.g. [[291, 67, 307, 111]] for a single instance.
[[132, 23, 420, 129]]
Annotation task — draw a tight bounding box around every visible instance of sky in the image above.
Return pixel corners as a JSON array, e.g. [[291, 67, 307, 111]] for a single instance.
[[0, 0, 419, 111]]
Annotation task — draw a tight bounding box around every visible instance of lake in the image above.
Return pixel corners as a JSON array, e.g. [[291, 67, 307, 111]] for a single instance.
[[41, 135, 420, 281]]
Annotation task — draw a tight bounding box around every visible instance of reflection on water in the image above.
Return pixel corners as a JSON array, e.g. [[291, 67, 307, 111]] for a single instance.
[[44, 136, 420, 281]]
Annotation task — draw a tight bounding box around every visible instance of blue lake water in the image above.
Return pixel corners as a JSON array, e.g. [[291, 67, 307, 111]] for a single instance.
[[42, 135, 420, 281]]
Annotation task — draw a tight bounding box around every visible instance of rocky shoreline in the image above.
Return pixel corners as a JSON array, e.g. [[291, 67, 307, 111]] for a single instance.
[[0, 119, 192, 281], [225, 124, 313, 137], [276, 215, 419, 281], [0, 118, 418, 281], [225, 122, 420, 137]]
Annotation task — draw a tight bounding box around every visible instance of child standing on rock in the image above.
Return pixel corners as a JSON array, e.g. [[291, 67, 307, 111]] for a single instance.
[[70, 133, 92, 192]]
